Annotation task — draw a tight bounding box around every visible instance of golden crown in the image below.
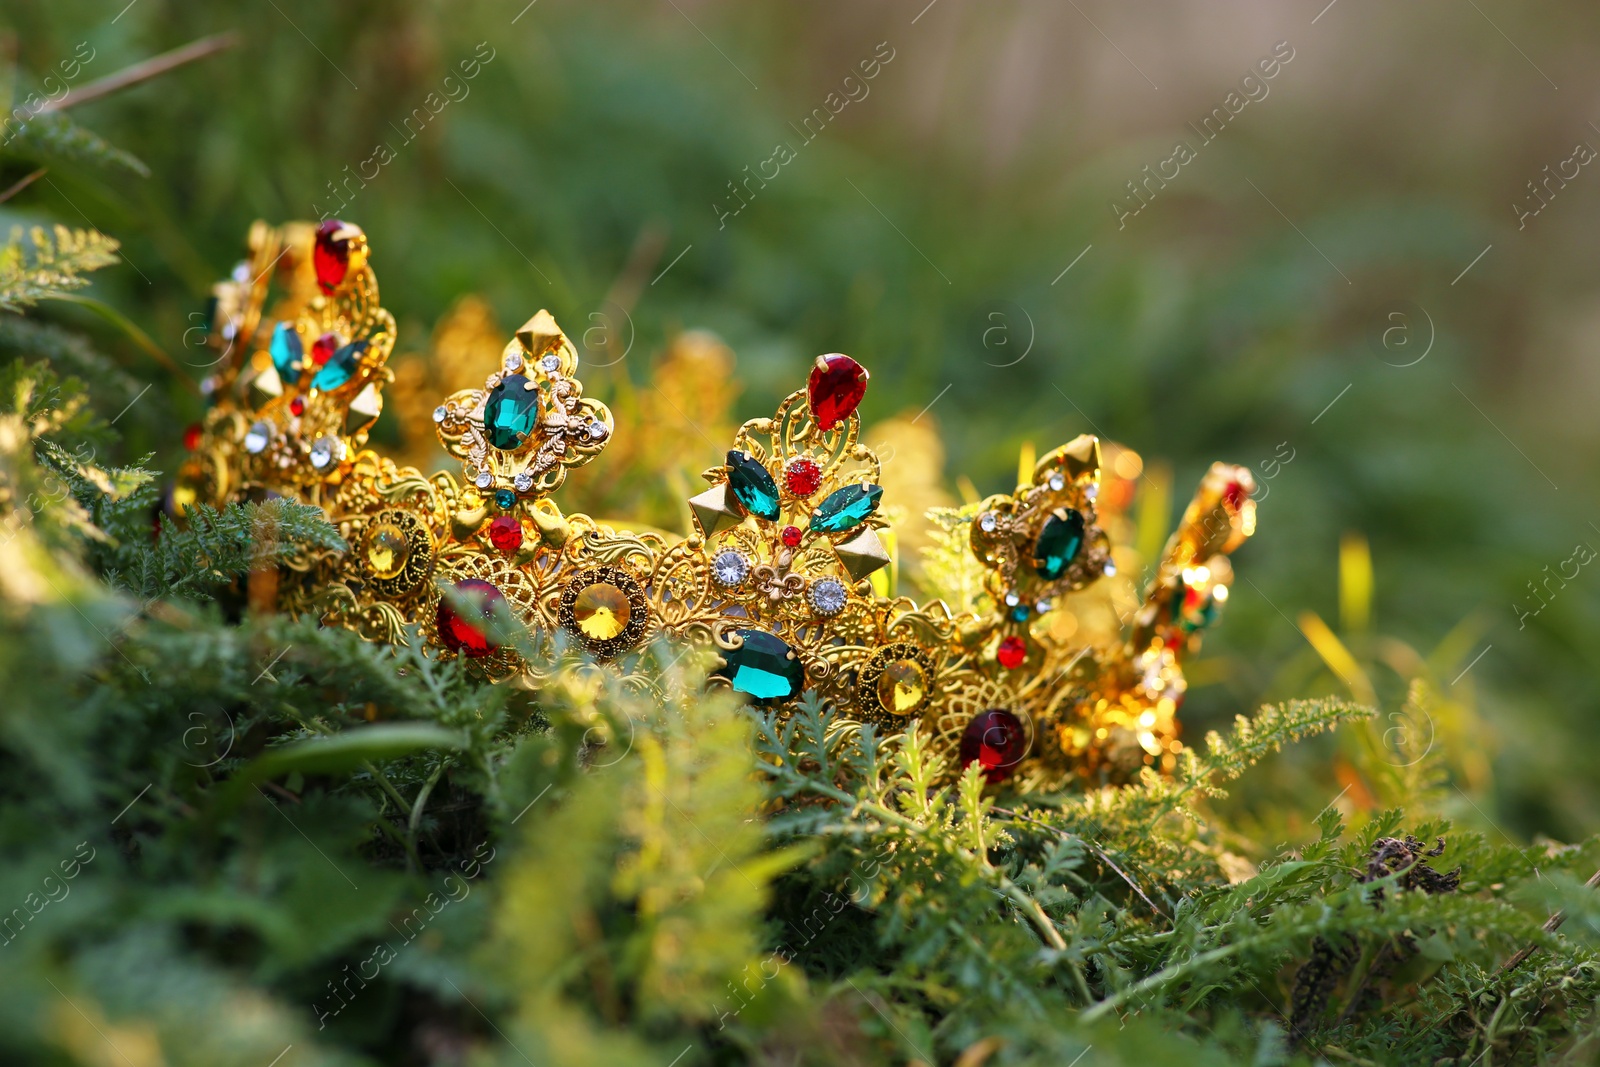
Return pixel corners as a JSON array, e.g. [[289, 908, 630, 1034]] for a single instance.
[[176, 221, 1259, 789]]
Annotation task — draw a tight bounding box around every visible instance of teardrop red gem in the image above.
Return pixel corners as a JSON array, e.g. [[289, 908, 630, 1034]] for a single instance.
[[436, 578, 505, 658], [313, 220, 357, 293], [959, 709, 1028, 783], [807, 353, 868, 431], [996, 635, 1026, 669]]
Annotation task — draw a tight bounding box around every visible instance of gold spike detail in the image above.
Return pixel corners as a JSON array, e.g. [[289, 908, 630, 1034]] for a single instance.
[[344, 382, 383, 435], [834, 526, 891, 582], [689, 483, 744, 538], [515, 310, 566, 357]]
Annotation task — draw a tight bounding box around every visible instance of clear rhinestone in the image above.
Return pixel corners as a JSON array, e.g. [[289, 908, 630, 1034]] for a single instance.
[[309, 435, 339, 469], [221, 321, 239, 341], [513, 470, 534, 492], [231, 262, 251, 283], [1103, 559, 1117, 577], [475, 470, 493, 490], [711, 549, 749, 587], [1048, 472, 1065, 491], [432, 405, 448, 423], [244, 420, 272, 454], [1004, 592, 1020, 607], [1085, 484, 1099, 502], [199, 376, 219, 396], [808, 578, 847, 617], [504, 350, 523, 372], [978, 511, 997, 533], [1036, 598, 1053, 613], [539, 353, 561, 373], [586, 421, 609, 441]]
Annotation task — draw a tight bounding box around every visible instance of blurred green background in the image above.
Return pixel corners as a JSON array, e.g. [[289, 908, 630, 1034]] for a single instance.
[[4, 0, 1597, 838]]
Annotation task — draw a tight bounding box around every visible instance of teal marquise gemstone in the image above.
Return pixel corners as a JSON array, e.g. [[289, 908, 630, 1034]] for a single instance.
[[725, 450, 781, 521], [715, 629, 805, 705], [485, 374, 542, 450], [1032, 507, 1086, 580], [269, 322, 304, 380], [311, 340, 367, 392], [809, 483, 881, 534]]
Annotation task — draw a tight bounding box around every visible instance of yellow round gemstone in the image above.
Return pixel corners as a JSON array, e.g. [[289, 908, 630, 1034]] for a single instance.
[[365, 521, 410, 579], [877, 658, 927, 714], [573, 582, 631, 641]]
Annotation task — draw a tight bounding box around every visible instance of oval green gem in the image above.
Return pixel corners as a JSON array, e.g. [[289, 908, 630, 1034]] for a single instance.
[[725, 450, 781, 521], [714, 629, 804, 705], [809, 483, 881, 534], [1032, 507, 1086, 580], [484, 374, 541, 450]]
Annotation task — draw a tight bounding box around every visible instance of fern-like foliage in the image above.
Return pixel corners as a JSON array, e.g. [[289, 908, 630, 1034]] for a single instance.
[[0, 225, 122, 312], [4, 111, 150, 178]]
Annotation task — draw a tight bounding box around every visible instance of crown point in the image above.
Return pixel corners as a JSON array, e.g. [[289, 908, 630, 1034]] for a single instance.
[[833, 525, 891, 581], [689, 483, 744, 538], [515, 310, 565, 356], [807, 353, 868, 431]]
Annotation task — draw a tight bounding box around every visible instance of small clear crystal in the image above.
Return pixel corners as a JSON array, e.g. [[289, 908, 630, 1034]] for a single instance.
[[231, 262, 251, 283], [504, 350, 523, 372], [809, 578, 847, 617], [1103, 559, 1117, 577], [712, 549, 749, 586], [432, 405, 448, 423], [979, 511, 997, 533], [1004, 592, 1020, 607], [475, 470, 493, 489], [1048, 472, 1065, 491], [1085, 484, 1099, 502], [1036, 598, 1053, 614], [540, 353, 561, 373], [309, 436, 337, 469], [244, 420, 271, 454], [587, 421, 609, 441], [513, 471, 534, 492]]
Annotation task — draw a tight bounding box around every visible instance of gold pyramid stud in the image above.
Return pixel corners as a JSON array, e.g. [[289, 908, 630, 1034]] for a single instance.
[[344, 382, 383, 435], [834, 526, 891, 581], [515, 310, 565, 357], [1040, 433, 1100, 483], [247, 363, 284, 406], [689, 483, 744, 538]]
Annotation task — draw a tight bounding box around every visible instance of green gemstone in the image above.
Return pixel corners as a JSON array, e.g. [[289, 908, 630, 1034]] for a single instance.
[[725, 450, 780, 521], [715, 629, 804, 705], [809, 483, 881, 534], [485, 374, 541, 450], [1032, 507, 1086, 580], [269, 322, 303, 380], [494, 488, 515, 510], [311, 339, 366, 391]]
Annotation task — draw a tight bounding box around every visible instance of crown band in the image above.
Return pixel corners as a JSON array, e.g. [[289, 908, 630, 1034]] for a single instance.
[[177, 220, 1259, 789]]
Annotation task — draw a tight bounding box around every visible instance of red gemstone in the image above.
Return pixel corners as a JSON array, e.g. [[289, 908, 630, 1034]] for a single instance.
[[312, 332, 341, 366], [1222, 480, 1248, 511], [289, 396, 305, 416], [959, 709, 1028, 783], [487, 515, 523, 553], [781, 525, 803, 548], [807, 353, 868, 431], [436, 578, 504, 658], [784, 457, 822, 497], [996, 635, 1027, 670], [313, 219, 358, 293], [183, 423, 202, 451]]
